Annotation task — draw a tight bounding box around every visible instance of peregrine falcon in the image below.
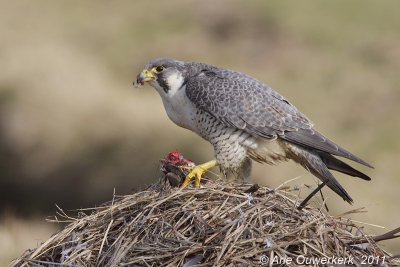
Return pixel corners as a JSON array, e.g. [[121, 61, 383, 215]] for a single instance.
[[135, 58, 372, 204]]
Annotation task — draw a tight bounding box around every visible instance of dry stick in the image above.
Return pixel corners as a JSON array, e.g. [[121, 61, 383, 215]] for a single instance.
[[347, 227, 400, 245], [97, 218, 114, 264], [298, 180, 328, 210]]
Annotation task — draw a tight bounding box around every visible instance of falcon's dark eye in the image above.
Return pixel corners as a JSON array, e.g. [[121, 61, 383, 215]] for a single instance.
[[155, 65, 165, 73]]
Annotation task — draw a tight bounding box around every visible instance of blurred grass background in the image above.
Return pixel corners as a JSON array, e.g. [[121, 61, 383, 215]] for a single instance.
[[1, 0, 399, 264]]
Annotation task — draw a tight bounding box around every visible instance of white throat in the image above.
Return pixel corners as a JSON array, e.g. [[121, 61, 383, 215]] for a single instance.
[[149, 71, 185, 97], [165, 71, 185, 96], [151, 71, 197, 131]]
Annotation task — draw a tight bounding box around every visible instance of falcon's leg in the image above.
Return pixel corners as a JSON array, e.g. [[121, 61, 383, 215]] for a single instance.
[[180, 160, 217, 189], [223, 157, 252, 182]]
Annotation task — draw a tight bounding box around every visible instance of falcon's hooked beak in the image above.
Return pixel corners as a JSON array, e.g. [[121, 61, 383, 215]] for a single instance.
[[135, 69, 155, 87]]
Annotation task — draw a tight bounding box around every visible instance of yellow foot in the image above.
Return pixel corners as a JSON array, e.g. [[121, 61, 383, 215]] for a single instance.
[[180, 160, 217, 189]]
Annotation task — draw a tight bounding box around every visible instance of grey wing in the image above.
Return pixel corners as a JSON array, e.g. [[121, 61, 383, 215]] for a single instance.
[[185, 67, 313, 137], [185, 67, 372, 167]]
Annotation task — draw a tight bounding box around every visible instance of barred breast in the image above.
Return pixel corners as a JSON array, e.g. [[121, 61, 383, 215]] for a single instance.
[[191, 109, 257, 178]]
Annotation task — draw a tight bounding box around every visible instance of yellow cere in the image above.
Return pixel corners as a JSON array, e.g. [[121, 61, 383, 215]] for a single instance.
[[143, 69, 155, 78]]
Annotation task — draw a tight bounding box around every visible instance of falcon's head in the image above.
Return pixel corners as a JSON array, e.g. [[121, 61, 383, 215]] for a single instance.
[[135, 58, 187, 94]]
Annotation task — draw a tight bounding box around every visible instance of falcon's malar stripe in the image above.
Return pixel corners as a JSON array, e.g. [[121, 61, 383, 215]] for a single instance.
[[156, 75, 169, 93]]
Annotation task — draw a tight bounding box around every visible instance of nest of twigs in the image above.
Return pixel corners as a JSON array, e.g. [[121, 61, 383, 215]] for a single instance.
[[12, 176, 400, 266]]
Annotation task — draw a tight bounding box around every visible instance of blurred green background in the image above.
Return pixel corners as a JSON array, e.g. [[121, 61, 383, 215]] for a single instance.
[[1, 0, 399, 264]]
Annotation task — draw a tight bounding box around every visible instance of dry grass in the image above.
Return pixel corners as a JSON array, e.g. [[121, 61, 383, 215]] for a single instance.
[[11, 178, 400, 266]]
